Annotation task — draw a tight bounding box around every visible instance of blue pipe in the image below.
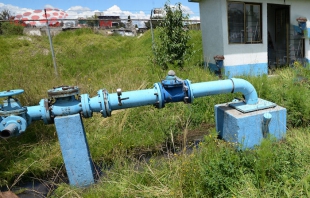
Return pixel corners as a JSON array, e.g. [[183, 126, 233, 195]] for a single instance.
[[262, 112, 272, 138], [108, 89, 159, 110], [190, 78, 258, 105], [26, 105, 42, 121], [1, 72, 259, 137]]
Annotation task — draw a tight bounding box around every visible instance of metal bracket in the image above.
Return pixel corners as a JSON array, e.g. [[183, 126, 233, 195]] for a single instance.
[[117, 88, 129, 106]]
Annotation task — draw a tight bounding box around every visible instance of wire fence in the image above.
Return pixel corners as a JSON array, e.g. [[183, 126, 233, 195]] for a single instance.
[[0, 18, 201, 31]]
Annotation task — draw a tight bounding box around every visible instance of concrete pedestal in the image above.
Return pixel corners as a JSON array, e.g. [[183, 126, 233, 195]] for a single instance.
[[215, 102, 287, 149], [55, 114, 95, 187]]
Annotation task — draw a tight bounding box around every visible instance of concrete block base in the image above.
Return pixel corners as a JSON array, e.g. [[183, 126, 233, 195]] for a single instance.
[[55, 114, 94, 187], [215, 101, 287, 149]]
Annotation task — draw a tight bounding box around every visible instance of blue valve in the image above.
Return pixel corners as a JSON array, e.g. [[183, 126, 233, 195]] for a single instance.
[[0, 89, 28, 138]]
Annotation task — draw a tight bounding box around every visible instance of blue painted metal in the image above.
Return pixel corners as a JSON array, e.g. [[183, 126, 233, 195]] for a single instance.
[[0, 73, 261, 137], [0, 115, 27, 137], [214, 55, 225, 77], [54, 114, 94, 187], [0, 89, 24, 98], [107, 89, 159, 111], [0, 70, 287, 185], [229, 98, 276, 113], [0, 90, 28, 138], [190, 78, 258, 105], [262, 112, 272, 138], [215, 103, 286, 149], [298, 21, 307, 30], [156, 70, 192, 107], [293, 25, 303, 34]]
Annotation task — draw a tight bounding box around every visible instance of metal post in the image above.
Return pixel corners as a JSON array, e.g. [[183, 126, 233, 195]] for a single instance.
[[150, 9, 155, 51], [44, 9, 58, 77]]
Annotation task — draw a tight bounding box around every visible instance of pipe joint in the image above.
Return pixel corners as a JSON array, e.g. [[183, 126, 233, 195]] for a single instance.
[[230, 78, 258, 105], [89, 89, 111, 118]]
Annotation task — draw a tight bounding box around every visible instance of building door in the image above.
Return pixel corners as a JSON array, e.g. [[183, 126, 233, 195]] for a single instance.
[[267, 4, 290, 67]]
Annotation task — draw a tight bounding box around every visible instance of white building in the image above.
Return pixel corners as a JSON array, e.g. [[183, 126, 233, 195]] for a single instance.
[[189, 0, 310, 77]]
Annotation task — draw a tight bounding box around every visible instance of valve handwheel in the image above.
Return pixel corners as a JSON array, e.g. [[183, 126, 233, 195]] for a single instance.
[[0, 89, 24, 98]]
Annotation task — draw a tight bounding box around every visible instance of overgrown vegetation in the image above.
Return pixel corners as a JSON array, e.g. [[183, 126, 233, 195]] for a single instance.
[[153, 1, 191, 69], [0, 22, 24, 35], [0, 28, 310, 197], [0, 9, 23, 35]]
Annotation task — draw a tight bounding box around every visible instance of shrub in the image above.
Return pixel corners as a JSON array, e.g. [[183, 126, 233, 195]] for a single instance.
[[0, 22, 24, 35], [153, 1, 191, 69]]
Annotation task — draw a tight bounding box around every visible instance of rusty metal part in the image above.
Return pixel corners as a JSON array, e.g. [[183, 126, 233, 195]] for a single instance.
[[48, 86, 79, 98]]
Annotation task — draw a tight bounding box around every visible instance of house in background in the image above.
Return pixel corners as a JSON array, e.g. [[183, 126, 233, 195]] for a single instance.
[[98, 16, 121, 28], [94, 12, 121, 29], [189, 0, 310, 78]]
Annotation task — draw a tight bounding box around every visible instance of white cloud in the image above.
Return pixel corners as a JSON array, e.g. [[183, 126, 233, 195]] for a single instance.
[[180, 5, 194, 15], [190, 16, 200, 21], [0, 3, 32, 15], [66, 6, 97, 19], [44, 4, 55, 9], [102, 5, 149, 27]]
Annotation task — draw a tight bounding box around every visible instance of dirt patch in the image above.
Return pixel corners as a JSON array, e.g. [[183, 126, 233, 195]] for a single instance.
[[176, 122, 215, 144]]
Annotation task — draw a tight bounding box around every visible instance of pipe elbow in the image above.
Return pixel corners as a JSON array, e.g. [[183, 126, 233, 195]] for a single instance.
[[231, 78, 258, 105]]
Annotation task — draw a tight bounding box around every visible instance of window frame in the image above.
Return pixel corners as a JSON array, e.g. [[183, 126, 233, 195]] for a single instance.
[[227, 1, 262, 44]]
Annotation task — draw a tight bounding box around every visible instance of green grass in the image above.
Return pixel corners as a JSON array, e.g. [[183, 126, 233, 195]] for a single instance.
[[1, 29, 310, 197]]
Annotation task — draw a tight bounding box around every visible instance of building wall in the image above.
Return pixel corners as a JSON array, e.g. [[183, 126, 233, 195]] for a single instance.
[[198, 0, 225, 72], [198, 0, 310, 77], [99, 21, 112, 28]]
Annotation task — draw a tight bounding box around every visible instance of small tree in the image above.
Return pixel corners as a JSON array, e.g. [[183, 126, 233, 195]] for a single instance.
[[86, 15, 98, 27], [0, 9, 12, 20], [153, 1, 191, 69]]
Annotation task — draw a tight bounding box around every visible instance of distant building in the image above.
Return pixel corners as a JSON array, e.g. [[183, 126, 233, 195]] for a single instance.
[[98, 16, 121, 28]]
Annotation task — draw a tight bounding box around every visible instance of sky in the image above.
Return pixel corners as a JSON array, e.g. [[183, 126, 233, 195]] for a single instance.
[[0, 0, 200, 27]]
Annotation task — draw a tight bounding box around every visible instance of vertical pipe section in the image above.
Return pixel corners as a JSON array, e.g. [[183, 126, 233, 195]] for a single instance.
[[190, 78, 258, 105], [262, 112, 272, 138]]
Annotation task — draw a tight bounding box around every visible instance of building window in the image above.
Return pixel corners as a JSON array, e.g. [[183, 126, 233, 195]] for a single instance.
[[112, 22, 119, 27], [228, 2, 262, 44]]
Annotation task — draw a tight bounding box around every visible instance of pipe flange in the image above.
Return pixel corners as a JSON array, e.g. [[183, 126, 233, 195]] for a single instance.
[[0, 116, 27, 138], [39, 99, 52, 124], [154, 83, 163, 108], [0, 89, 24, 98], [102, 89, 111, 117], [184, 80, 193, 103], [47, 86, 79, 98], [96, 89, 111, 117], [80, 94, 92, 118]]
